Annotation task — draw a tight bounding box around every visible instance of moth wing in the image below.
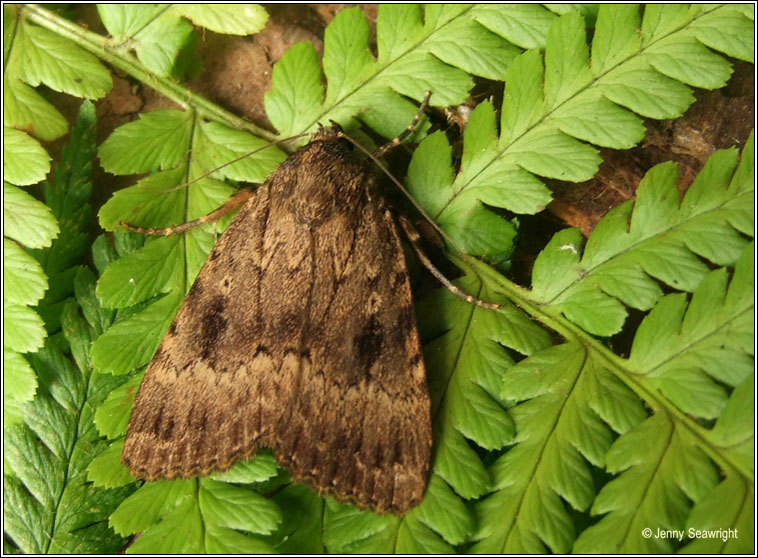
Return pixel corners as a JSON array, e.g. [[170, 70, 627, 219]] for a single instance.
[[272, 202, 431, 514], [122, 184, 292, 480]]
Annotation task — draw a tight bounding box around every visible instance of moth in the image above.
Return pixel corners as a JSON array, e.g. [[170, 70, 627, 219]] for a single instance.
[[121, 99, 434, 514]]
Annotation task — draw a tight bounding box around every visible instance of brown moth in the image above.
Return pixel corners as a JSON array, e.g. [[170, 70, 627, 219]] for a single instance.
[[121, 113, 433, 514]]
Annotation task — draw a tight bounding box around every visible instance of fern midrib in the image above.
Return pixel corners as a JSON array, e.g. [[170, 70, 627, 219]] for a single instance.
[[183, 110, 203, 294], [120, 5, 173, 47], [296, 5, 476, 137], [433, 4, 727, 221], [195, 480, 207, 551]]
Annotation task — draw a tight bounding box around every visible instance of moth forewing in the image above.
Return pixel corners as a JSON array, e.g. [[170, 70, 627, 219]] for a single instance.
[[122, 121, 433, 514]]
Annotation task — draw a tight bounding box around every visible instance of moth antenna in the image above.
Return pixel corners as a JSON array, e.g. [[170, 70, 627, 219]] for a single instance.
[[338, 92, 499, 310], [121, 132, 310, 233], [398, 216, 500, 311], [338, 124, 462, 256], [120, 189, 253, 236], [161, 132, 310, 193], [373, 91, 432, 159]]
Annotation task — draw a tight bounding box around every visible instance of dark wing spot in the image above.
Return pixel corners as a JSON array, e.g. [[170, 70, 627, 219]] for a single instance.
[[199, 295, 228, 360], [391, 270, 407, 290], [160, 417, 175, 441], [278, 310, 304, 337], [367, 273, 382, 289], [152, 407, 164, 435], [354, 315, 384, 370]]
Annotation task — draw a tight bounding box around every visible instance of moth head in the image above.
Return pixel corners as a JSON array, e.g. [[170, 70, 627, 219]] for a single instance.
[[312, 121, 343, 143]]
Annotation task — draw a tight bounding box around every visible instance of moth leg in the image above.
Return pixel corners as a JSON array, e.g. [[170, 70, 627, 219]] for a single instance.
[[372, 91, 432, 159], [398, 215, 500, 311], [120, 189, 254, 236]]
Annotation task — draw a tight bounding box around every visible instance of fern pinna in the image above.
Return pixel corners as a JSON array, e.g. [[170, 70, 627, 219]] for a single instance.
[[3, 4, 753, 554]]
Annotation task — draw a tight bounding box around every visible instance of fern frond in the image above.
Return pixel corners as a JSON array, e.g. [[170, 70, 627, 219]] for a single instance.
[[528, 133, 753, 337], [471, 342, 647, 553], [4, 3, 111, 421], [406, 4, 751, 258], [3, 101, 135, 553], [572, 242, 753, 553], [265, 5, 538, 140], [97, 5, 267, 79], [4, 101, 98, 424], [3, 270, 134, 553], [627, 245, 754, 420], [469, 141, 754, 553], [106, 457, 282, 554]]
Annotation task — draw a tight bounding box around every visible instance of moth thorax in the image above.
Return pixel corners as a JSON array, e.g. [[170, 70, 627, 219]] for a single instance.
[[293, 157, 369, 226]]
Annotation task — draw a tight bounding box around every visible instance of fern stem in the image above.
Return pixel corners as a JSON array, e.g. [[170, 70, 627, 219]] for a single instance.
[[20, 4, 277, 142]]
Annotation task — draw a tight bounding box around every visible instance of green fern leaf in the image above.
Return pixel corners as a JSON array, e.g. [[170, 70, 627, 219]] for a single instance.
[[90, 288, 184, 375], [470, 140, 754, 553], [19, 21, 112, 99], [10, 4, 752, 554], [97, 5, 268, 79], [264, 484, 325, 553], [471, 4, 557, 49], [2, 129, 52, 186], [109, 474, 280, 554], [174, 5, 268, 36], [98, 5, 197, 80], [3, 183, 57, 249], [93, 371, 143, 440], [405, 5, 749, 259], [3, 78, 69, 143], [265, 5, 527, 139], [3, 239, 48, 307], [211, 450, 279, 483], [322, 500, 403, 553], [3, 277, 134, 554], [4, 101, 99, 424], [529, 134, 753, 337]]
